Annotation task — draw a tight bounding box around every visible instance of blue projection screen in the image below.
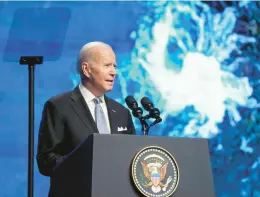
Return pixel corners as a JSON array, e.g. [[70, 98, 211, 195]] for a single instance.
[[0, 1, 259, 197]]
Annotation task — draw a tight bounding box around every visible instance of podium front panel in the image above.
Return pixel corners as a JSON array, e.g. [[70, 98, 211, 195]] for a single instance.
[[91, 134, 215, 197]]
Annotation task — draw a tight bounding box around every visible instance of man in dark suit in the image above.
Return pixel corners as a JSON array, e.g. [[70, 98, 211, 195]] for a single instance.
[[36, 41, 135, 177]]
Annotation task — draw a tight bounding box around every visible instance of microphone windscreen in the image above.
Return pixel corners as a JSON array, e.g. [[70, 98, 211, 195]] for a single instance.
[[141, 97, 153, 111], [125, 95, 138, 110]]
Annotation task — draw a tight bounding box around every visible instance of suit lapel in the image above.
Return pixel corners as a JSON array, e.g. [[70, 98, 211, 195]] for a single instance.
[[105, 96, 118, 134], [70, 87, 99, 134]]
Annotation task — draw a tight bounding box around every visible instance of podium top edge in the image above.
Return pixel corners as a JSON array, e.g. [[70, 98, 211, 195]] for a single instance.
[[89, 133, 209, 141]]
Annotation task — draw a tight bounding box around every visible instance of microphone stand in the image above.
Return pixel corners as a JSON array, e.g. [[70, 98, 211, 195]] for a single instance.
[[142, 115, 162, 135], [131, 108, 149, 135], [131, 111, 162, 136], [136, 114, 161, 136], [139, 117, 149, 135]]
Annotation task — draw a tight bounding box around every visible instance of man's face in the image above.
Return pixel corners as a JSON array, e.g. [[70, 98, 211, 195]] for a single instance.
[[82, 46, 117, 96]]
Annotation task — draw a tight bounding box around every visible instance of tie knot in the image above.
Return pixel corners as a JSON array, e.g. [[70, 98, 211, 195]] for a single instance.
[[94, 97, 101, 104]]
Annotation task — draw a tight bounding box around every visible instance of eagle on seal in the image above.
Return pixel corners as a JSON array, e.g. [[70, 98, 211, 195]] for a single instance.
[[141, 161, 171, 193]]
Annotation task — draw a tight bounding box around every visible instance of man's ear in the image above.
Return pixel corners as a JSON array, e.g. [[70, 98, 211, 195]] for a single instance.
[[82, 62, 91, 78]]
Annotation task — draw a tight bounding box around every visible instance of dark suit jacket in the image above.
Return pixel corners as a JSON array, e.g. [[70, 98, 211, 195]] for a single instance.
[[36, 87, 135, 176]]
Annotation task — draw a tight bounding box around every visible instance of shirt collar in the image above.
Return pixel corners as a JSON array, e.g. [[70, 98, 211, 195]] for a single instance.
[[78, 82, 105, 103]]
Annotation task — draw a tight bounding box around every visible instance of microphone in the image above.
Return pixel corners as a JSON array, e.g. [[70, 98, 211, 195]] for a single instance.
[[125, 95, 149, 135], [125, 96, 143, 118], [141, 97, 161, 119], [125, 95, 138, 110], [125, 96, 163, 135]]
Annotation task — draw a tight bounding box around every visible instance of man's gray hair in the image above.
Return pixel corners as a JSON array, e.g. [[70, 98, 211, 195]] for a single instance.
[[77, 41, 111, 80]]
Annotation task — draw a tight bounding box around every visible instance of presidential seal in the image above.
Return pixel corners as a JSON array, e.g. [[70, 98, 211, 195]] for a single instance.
[[131, 146, 179, 197]]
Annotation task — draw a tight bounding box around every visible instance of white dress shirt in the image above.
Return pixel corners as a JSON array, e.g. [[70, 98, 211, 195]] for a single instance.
[[78, 83, 111, 133]]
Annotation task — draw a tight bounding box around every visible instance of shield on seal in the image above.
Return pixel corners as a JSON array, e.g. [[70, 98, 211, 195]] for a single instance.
[[151, 173, 161, 186]]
